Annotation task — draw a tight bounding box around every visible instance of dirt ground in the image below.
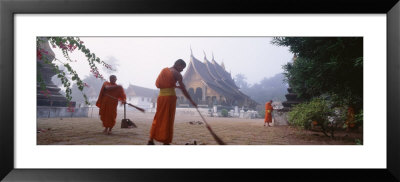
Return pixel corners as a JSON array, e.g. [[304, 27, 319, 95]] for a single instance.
[[37, 111, 363, 145]]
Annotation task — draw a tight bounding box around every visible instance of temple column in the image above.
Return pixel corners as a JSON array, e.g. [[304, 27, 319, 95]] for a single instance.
[[202, 86, 206, 104]]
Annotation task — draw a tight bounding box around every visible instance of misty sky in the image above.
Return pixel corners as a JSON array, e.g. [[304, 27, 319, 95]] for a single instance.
[[51, 37, 293, 89]]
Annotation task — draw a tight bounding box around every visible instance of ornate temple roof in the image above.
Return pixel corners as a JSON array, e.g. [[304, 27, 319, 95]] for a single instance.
[[182, 53, 256, 103]]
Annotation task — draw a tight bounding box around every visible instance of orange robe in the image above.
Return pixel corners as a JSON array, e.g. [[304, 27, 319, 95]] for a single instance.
[[150, 68, 177, 144], [264, 102, 273, 123], [96, 82, 126, 128], [346, 107, 355, 128]]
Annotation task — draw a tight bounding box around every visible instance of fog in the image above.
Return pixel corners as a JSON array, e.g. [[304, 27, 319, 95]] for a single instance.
[[51, 37, 293, 89]]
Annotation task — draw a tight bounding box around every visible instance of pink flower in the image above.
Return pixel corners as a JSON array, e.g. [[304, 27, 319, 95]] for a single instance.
[[37, 50, 42, 60], [66, 102, 75, 112], [67, 107, 75, 112], [40, 89, 51, 97]]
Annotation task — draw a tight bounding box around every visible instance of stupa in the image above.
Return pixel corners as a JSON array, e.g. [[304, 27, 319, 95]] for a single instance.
[[36, 38, 90, 118], [37, 38, 75, 107], [273, 55, 302, 125], [281, 87, 302, 111]]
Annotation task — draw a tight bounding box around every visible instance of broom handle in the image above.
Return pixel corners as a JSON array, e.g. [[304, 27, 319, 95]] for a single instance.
[[195, 107, 226, 145], [104, 93, 145, 113], [195, 107, 210, 127], [104, 93, 120, 101], [127, 103, 145, 113]]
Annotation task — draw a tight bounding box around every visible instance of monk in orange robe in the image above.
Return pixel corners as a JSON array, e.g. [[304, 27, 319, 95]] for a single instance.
[[96, 75, 126, 135], [264, 100, 273, 127], [346, 106, 355, 131], [148, 59, 197, 145]]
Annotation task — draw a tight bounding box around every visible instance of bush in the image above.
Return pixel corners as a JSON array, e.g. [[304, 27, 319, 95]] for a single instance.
[[258, 110, 265, 118], [221, 109, 228, 117], [355, 109, 363, 127], [288, 97, 345, 138], [343, 108, 363, 130]]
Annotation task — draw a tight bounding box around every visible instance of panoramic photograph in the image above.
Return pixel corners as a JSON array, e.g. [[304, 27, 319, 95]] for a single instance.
[[36, 37, 363, 145]]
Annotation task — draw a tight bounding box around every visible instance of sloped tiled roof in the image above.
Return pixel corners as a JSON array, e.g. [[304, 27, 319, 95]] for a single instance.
[[204, 59, 240, 97], [211, 57, 238, 89], [189, 55, 215, 84], [125, 84, 158, 98], [183, 53, 256, 103]]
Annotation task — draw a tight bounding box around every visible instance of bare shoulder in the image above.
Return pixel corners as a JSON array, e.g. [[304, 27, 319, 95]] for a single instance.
[[169, 67, 182, 81]]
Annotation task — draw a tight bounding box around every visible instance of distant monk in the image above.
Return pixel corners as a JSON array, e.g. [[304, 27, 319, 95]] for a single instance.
[[148, 59, 197, 145], [345, 106, 355, 131], [264, 100, 273, 127], [96, 75, 126, 135]]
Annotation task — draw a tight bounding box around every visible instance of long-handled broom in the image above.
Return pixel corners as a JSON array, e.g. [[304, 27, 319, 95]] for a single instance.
[[105, 93, 145, 113], [195, 107, 226, 145], [104, 93, 145, 128]]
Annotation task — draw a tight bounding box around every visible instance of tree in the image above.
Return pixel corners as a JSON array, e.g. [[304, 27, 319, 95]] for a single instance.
[[239, 73, 288, 104], [37, 37, 113, 105], [272, 37, 363, 111], [68, 75, 105, 105], [234, 73, 250, 90]]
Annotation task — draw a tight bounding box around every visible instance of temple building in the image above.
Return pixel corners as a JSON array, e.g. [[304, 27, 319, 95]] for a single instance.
[[176, 51, 258, 109], [125, 84, 158, 110]]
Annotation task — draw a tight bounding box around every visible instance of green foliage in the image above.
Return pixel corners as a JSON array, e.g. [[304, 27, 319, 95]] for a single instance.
[[355, 109, 363, 127], [221, 109, 228, 117], [258, 110, 265, 118], [342, 108, 363, 130], [288, 97, 345, 138], [288, 98, 329, 129], [273, 37, 363, 111]]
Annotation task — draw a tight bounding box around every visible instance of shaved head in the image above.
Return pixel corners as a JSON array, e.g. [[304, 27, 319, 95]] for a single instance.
[[174, 59, 186, 67], [173, 59, 186, 72], [109, 75, 117, 84]]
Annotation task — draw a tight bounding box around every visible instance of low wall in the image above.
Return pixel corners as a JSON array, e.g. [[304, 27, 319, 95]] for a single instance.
[[175, 108, 209, 116], [273, 110, 289, 125], [37, 106, 89, 118]]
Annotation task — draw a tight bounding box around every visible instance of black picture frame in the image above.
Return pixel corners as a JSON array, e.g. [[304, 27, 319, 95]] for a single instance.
[[1, 0, 399, 181]]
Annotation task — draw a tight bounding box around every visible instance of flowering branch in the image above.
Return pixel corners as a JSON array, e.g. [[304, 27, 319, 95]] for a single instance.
[[37, 37, 112, 106]]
